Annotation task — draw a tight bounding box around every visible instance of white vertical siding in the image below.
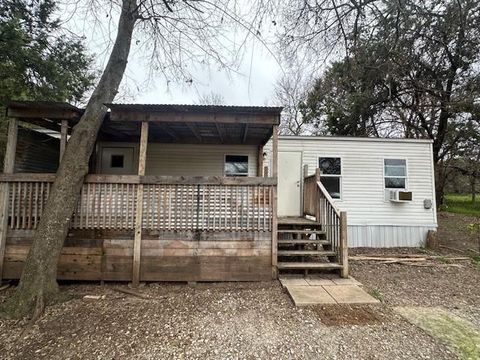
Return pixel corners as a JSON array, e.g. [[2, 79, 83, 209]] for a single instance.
[[348, 225, 435, 247]]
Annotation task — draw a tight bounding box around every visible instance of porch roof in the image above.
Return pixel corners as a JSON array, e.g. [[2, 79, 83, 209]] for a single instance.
[[6, 101, 281, 146]]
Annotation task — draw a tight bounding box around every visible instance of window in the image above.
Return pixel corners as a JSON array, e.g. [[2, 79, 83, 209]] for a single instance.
[[384, 159, 407, 189], [225, 155, 248, 177], [110, 154, 125, 168], [318, 157, 341, 199]]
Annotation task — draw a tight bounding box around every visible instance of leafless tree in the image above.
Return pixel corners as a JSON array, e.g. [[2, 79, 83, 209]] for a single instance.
[[0, 0, 276, 319], [196, 91, 225, 105]]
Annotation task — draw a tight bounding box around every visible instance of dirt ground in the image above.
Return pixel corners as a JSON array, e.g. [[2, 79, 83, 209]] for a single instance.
[[0, 212, 478, 359], [437, 211, 480, 253], [0, 281, 458, 360]]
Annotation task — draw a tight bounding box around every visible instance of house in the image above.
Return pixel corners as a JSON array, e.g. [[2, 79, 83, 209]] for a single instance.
[[266, 137, 437, 248], [0, 102, 436, 284]]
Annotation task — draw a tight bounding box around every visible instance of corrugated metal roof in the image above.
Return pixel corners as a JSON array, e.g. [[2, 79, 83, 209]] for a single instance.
[[105, 103, 283, 115]]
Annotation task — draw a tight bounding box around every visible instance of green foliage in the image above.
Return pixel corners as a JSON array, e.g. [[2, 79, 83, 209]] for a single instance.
[[443, 194, 480, 216], [0, 0, 96, 165], [300, 0, 480, 164], [0, 0, 95, 104]]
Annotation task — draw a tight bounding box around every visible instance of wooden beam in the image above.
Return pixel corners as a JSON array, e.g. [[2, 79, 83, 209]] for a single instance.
[[215, 123, 225, 143], [272, 125, 278, 178], [0, 119, 18, 281], [340, 211, 348, 278], [19, 118, 62, 133], [110, 111, 280, 125], [59, 120, 68, 162], [7, 107, 80, 120], [0, 173, 278, 186], [186, 123, 202, 142], [271, 125, 279, 279], [257, 146, 264, 177], [242, 124, 249, 144], [160, 124, 180, 141], [132, 121, 148, 287]]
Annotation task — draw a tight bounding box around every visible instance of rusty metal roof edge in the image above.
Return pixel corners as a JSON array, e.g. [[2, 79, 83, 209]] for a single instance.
[[104, 103, 283, 115]]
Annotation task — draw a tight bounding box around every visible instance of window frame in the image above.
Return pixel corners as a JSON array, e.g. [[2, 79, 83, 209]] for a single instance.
[[383, 157, 408, 190], [318, 156, 343, 200], [224, 154, 250, 177]]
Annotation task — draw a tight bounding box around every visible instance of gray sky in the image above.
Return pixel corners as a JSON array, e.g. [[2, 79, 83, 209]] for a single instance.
[[63, 2, 283, 106]]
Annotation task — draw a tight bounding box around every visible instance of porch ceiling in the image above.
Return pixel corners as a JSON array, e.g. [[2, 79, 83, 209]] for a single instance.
[[6, 101, 282, 146], [102, 103, 281, 146]]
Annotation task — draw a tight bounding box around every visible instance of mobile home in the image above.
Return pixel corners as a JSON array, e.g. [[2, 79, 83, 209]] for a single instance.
[[0, 102, 437, 284], [266, 137, 437, 248]]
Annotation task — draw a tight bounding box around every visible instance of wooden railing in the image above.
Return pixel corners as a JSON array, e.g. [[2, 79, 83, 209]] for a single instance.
[[303, 168, 348, 277], [1, 174, 275, 232]]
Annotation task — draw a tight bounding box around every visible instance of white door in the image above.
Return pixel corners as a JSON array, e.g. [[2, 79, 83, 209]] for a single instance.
[[278, 151, 302, 216], [100, 147, 135, 175]]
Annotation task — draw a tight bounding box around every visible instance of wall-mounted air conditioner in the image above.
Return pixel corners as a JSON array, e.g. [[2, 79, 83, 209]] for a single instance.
[[389, 190, 413, 202]]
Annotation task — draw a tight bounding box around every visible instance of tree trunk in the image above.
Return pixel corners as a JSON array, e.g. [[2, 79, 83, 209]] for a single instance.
[[435, 161, 446, 208], [470, 175, 476, 204], [0, 0, 138, 319]]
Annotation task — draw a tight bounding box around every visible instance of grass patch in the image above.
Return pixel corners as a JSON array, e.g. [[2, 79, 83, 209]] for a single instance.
[[368, 288, 383, 301], [395, 307, 480, 360], [472, 255, 480, 270], [442, 194, 480, 216]]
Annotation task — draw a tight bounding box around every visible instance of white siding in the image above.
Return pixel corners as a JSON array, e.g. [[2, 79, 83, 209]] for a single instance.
[[348, 225, 435, 247], [266, 136, 437, 230], [96, 142, 259, 176]]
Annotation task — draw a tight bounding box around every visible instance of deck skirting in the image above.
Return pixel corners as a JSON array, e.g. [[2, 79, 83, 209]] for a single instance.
[[3, 229, 273, 282]]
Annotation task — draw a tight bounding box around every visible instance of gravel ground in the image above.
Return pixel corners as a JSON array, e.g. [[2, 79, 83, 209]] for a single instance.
[[0, 281, 457, 360], [350, 247, 480, 330]]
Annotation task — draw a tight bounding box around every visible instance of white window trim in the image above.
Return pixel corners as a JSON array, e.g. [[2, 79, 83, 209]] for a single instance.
[[318, 156, 343, 200], [224, 154, 249, 177], [383, 157, 408, 190]]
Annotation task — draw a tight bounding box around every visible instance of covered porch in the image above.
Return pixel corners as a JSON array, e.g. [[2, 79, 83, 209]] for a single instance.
[[0, 102, 281, 284]]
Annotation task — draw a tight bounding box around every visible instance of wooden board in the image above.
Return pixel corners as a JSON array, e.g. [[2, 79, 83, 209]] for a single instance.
[[2, 229, 272, 282]]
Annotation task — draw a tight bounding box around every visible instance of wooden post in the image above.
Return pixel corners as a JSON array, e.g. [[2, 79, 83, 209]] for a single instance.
[[132, 121, 148, 287], [302, 165, 308, 216], [59, 120, 68, 161], [272, 126, 278, 178], [315, 168, 321, 181], [271, 125, 278, 278], [339, 211, 348, 278], [257, 146, 264, 177], [0, 119, 18, 281]]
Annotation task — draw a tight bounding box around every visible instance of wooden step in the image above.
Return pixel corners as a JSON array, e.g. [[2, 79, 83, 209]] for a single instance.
[[278, 239, 330, 245], [278, 217, 321, 226], [278, 250, 336, 256], [277, 262, 343, 269], [278, 230, 325, 235]]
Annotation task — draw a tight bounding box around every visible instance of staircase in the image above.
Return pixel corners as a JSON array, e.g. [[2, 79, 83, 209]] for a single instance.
[[277, 217, 343, 275], [276, 166, 349, 278]]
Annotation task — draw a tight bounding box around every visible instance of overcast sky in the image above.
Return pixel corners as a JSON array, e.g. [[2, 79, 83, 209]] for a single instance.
[[63, 2, 283, 107]]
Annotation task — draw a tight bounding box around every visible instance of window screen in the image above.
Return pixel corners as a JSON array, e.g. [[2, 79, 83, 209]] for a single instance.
[[225, 155, 248, 177], [384, 159, 407, 189], [319, 157, 341, 199], [110, 155, 125, 168]]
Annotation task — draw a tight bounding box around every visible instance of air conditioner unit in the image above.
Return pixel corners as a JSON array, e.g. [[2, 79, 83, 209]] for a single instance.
[[389, 190, 413, 202]]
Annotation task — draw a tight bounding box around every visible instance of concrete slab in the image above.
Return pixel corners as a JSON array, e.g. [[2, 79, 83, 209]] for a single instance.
[[286, 285, 337, 306], [332, 277, 362, 286], [279, 277, 309, 287], [324, 285, 379, 304], [305, 277, 336, 286]]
